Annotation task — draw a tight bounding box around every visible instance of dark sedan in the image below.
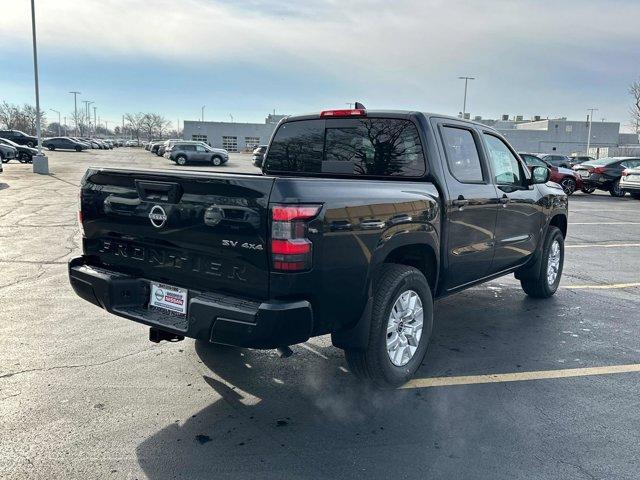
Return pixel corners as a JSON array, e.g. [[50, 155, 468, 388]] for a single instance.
[[0, 138, 37, 163], [0, 143, 18, 163], [0, 129, 38, 148], [42, 137, 87, 152], [573, 157, 640, 197]]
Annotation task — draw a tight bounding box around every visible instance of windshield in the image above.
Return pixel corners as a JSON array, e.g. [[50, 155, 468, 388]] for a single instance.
[[0, 138, 19, 147]]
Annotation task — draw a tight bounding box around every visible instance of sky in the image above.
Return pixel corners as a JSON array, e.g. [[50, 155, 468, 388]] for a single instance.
[[1, 0, 639, 131]]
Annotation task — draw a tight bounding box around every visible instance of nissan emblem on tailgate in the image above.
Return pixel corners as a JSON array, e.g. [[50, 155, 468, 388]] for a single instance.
[[149, 205, 168, 228]]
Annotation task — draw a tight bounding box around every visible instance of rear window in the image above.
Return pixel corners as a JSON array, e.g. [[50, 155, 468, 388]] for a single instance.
[[265, 118, 426, 177]]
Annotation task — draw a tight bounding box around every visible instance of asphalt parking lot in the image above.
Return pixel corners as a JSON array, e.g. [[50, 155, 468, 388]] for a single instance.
[[1, 148, 639, 479]]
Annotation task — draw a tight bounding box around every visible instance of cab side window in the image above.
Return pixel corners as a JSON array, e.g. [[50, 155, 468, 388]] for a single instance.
[[483, 134, 524, 186], [196, 145, 206, 152], [441, 126, 484, 183]]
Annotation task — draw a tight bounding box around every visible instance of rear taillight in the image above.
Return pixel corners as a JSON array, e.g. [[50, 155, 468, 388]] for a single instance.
[[592, 166, 605, 174], [77, 191, 85, 236], [621, 169, 630, 177], [270, 204, 321, 272]]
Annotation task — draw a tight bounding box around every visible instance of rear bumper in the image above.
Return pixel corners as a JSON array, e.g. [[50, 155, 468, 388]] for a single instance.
[[620, 179, 640, 192], [68, 256, 313, 349]]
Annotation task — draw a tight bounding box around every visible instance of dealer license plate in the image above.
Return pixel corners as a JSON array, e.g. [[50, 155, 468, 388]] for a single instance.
[[149, 282, 188, 316]]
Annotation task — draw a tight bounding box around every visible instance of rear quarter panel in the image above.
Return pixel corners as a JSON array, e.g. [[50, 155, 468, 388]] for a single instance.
[[269, 177, 440, 335]]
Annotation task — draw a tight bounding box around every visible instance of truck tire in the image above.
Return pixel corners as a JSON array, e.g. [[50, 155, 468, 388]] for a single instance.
[[560, 177, 576, 195], [344, 264, 433, 388], [520, 226, 564, 298], [609, 179, 625, 197]]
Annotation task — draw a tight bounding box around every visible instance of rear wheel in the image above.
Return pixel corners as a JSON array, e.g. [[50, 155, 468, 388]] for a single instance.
[[0, 153, 6, 163], [47, 145, 55, 151], [609, 179, 625, 197], [212, 156, 222, 166], [75, 146, 82, 152], [26, 141, 34, 148], [344, 264, 433, 388], [581, 186, 596, 194], [176, 155, 187, 166], [560, 177, 576, 195], [520, 226, 564, 298]]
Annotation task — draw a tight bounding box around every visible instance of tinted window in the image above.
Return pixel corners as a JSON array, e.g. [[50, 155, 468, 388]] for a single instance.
[[484, 134, 523, 185], [196, 145, 207, 152], [520, 154, 546, 168], [441, 126, 483, 182], [265, 118, 426, 177]]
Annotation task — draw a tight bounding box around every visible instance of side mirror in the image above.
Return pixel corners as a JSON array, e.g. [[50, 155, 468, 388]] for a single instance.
[[531, 166, 550, 184]]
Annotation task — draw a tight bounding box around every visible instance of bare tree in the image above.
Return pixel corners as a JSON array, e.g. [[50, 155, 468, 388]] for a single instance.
[[124, 113, 145, 142], [630, 79, 640, 133], [20, 104, 46, 136], [0, 102, 21, 129]]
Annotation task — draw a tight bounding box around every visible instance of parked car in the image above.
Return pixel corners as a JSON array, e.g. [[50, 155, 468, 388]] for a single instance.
[[165, 142, 229, 166], [538, 154, 572, 168], [620, 166, 640, 199], [157, 139, 183, 157], [252, 145, 268, 167], [0, 142, 18, 163], [573, 157, 640, 197], [568, 155, 595, 167], [149, 142, 162, 154], [70, 137, 92, 149], [69, 108, 568, 388], [519, 152, 581, 195], [43, 137, 87, 152], [0, 138, 37, 163], [125, 140, 139, 147], [0, 129, 38, 147]]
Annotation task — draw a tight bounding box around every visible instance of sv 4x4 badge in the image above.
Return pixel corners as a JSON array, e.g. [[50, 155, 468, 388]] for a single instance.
[[222, 239, 264, 250]]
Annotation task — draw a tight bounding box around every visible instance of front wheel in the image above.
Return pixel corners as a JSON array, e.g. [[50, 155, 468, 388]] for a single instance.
[[560, 177, 576, 195], [211, 156, 222, 166], [520, 226, 564, 298], [609, 179, 625, 197], [344, 264, 433, 388]]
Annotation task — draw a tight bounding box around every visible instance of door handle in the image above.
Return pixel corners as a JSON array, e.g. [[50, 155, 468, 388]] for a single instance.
[[452, 195, 469, 208], [499, 195, 509, 206]]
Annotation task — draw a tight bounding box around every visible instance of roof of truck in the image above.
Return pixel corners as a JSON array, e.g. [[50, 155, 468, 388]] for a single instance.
[[281, 110, 498, 131]]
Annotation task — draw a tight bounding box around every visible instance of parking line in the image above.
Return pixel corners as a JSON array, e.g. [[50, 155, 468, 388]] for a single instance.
[[569, 222, 640, 225], [402, 364, 640, 389], [565, 282, 640, 290], [565, 243, 640, 248]]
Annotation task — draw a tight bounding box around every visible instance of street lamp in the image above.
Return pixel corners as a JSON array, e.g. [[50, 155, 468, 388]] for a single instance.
[[31, 0, 48, 173], [586, 108, 598, 155], [458, 76, 475, 118], [69, 91, 81, 137], [82, 100, 93, 136], [201, 105, 205, 122], [49, 109, 61, 136]]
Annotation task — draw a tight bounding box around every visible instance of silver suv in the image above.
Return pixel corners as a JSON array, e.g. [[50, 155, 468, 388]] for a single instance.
[[165, 142, 229, 166]]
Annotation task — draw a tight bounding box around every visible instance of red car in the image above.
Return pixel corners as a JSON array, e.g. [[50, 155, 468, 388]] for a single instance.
[[519, 152, 582, 195]]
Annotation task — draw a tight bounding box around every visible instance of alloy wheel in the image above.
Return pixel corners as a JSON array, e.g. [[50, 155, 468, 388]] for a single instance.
[[547, 240, 561, 286], [386, 290, 424, 367]]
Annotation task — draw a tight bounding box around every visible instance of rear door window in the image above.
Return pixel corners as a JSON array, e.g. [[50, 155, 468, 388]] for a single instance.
[[265, 118, 426, 177], [440, 126, 484, 183]]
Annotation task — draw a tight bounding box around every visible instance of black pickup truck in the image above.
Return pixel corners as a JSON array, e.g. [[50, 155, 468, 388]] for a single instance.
[[69, 109, 568, 387]]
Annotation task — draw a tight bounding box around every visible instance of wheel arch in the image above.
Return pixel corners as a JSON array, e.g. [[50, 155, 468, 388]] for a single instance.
[[549, 213, 567, 238]]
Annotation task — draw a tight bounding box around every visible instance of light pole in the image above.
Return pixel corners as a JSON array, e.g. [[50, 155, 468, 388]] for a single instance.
[[82, 100, 93, 136], [586, 108, 598, 155], [30, 0, 48, 173], [201, 105, 205, 122], [458, 76, 475, 118], [93, 106, 97, 136], [50, 109, 61, 136], [69, 91, 81, 136]]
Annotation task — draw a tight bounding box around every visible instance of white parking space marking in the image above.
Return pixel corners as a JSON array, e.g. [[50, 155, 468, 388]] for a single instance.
[[564, 283, 640, 290], [565, 243, 640, 249], [569, 222, 640, 225], [403, 364, 640, 389]]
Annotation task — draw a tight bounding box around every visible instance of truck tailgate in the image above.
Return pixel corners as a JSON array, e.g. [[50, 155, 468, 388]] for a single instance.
[[80, 168, 274, 300]]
